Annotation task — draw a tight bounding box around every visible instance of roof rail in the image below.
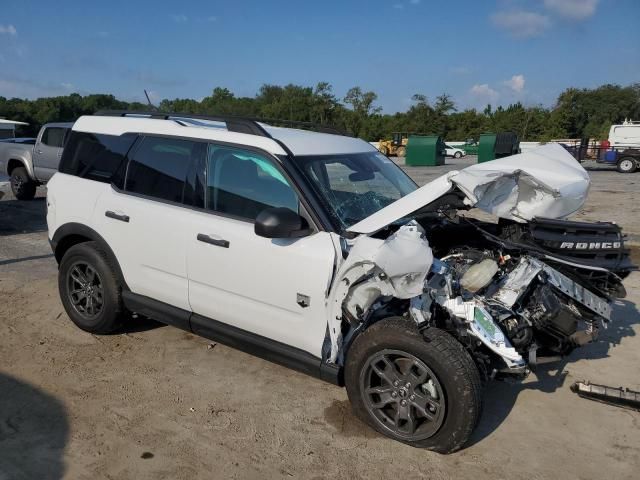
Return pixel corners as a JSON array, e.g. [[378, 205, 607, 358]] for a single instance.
[[93, 110, 348, 137]]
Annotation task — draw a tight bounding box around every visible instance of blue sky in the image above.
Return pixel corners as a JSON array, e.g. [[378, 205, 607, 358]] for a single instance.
[[0, 0, 638, 112]]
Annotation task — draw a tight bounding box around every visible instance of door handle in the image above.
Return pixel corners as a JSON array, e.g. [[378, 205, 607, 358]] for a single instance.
[[105, 210, 130, 223], [197, 233, 229, 248], [36, 150, 43, 154]]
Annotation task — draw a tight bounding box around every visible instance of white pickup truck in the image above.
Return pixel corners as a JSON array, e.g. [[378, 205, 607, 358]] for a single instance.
[[0, 122, 73, 199]]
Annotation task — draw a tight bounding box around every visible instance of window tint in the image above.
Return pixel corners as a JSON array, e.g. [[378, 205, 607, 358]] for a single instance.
[[206, 145, 298, 221], [41, 127, 67, 148], [126, 136, 206, 206], [59, 131, 137, 185]]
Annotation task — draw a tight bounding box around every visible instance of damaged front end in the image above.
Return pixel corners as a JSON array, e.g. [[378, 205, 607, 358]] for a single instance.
[[327, 145, 634, 381]]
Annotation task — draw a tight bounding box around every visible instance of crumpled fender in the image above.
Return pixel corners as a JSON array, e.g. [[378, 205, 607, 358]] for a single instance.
[[326, 223, 433, 362]]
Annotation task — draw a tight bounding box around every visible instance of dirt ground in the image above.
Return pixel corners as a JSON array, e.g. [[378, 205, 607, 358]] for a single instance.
[[1, 158, 639, 480]]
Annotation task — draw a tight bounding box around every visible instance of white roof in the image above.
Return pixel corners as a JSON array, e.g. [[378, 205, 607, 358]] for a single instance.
[[72, 115, 373, 157], [263, 125, 376, 156], [0, 119, 29, 125]]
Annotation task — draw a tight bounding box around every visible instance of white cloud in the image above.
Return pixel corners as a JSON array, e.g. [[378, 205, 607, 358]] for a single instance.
[[543, 0, 599, 20], [503, 74, 526, 93], [470, 84, 499, 104], [171, 14, 188, 23], [490, 10, 551, 38], [61, 82, 74, 91], [0, 24, 17, 36]]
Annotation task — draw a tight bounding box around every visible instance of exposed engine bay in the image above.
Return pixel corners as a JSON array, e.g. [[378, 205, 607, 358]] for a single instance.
[[326, 145, 635, 380]]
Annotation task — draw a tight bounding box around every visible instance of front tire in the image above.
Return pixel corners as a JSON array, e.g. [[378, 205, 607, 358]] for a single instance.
[[10, 166, 37, 200], [454, 151, 462, 158], [345, 318, 482, 453], [396, 146, 406, 158], [617, 157, 637, 173], [379, 146, 389, 156], [58, 241, 124, 334]]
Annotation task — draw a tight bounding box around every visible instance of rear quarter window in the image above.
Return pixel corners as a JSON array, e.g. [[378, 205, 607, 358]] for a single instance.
[[59, 131, 137, 185], [41, 127, 68, 148]]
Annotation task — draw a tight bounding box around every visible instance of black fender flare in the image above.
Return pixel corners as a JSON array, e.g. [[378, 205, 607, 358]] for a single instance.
[[50, 222, 129, 290]]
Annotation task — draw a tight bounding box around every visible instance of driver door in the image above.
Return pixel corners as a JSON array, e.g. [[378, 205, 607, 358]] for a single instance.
[[186, 144, 337, 357]]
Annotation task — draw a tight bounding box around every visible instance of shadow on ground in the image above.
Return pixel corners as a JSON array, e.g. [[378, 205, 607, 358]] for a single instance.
[[469, 297, 639, 447], [0, 197, 48, 236], [0, 373, 69, 480]]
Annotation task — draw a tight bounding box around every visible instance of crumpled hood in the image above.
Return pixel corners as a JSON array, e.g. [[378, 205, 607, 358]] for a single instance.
[[348, 144, 590, 235]]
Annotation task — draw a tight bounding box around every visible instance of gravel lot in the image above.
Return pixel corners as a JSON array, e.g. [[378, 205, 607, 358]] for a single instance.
[[1, 158, 639, 480]]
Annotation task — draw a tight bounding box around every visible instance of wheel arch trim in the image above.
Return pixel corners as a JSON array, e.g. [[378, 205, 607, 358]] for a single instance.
[[50, 222, 129, 290]]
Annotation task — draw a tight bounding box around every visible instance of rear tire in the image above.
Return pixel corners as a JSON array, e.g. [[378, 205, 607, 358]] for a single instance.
[[617, 157, 637, 173], [396, 146, 406, 157], [344, 317, 483, 453], [58, 241, 124, 334], [10, 166, 37, 200], [379, 146, 389, 156]]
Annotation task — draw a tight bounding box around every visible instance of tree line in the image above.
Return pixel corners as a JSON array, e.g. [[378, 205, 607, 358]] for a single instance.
[[1, 82, 638, 142]]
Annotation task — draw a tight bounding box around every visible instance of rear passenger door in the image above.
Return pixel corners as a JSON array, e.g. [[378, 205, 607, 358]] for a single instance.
[[95, 135, 207, 314], [186, 144, 337, 357], [33, 127, 67, 181]]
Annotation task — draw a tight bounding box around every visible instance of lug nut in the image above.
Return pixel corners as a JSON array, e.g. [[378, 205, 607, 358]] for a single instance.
[[405, 383, 411, 389], [391, 391, 397, 398], [410, 395, 415, 401], [393, 380, 399, 387], [401, 400, 407, 406]]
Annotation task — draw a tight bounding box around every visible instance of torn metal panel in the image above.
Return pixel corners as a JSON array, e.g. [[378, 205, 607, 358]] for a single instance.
[[326, 223, 433, 362]]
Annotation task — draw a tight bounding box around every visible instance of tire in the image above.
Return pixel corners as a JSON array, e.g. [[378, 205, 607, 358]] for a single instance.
[[345, 317, 482, 453], [379, 146, 388, 156], [10, 166, 37, 200], [617, 157, 637, 173], [396, 146, 406, 158], [58, 241, 124, 334], [454, 151, 462, 158]]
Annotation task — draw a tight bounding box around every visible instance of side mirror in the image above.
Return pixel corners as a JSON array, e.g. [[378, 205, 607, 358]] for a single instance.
[[255, 207, 311, 239]]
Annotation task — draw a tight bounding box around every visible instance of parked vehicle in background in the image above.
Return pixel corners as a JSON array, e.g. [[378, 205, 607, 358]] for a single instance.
[[47, 111, 633, 453], [607, 120, 640, 173], [0, 122, 73, 199], [378, 132, 409, 157], [444, 144, 465, 158]]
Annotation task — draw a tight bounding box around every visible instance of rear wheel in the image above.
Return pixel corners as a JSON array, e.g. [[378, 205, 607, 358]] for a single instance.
[[345, 317, 483, 453], [10, 166, 37, 200], [617, 157, 637, 173], [379, 145, 389, 156], [58, 242, 124, 334], [396, 146, 406, 158]]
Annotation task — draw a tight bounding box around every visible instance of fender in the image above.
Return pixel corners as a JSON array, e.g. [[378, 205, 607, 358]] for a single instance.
[[50, 222, 129, 291]]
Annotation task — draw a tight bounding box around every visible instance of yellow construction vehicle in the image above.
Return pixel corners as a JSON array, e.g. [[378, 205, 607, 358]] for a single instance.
[[378, 132, 409, 157]]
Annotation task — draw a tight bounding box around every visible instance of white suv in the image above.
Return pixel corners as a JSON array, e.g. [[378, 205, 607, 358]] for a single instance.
[[48, 112, 633, 453]]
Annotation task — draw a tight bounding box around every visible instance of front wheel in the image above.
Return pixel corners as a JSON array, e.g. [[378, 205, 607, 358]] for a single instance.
[[395, 146, 406, 157], [10, 166, 37, 200], [379, 145, 389, 156], [345, 318, 483, 453], [617, 157, 637, 173], [454, 151, 462, 158]]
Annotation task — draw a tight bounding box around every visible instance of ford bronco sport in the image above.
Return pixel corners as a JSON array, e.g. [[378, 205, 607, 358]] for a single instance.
[[47, 111, 634, 453]]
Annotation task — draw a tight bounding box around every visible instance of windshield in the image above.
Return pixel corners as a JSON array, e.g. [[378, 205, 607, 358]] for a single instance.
[[297, 151, 417, 230]]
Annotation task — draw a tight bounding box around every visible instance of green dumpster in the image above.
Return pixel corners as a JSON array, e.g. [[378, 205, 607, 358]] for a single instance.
[[478, 132, 520, 163], [405, 135, 446, 166]]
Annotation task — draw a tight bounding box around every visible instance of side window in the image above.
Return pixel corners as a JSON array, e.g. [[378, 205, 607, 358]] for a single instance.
[[125, 136, 206, 206], [59, 131, 137, 185], [41, 128, 67, 148], [206, 145, 298, 221]]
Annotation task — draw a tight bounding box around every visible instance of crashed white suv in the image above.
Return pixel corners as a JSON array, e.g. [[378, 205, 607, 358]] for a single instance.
[[48, 112, 633, 453]]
